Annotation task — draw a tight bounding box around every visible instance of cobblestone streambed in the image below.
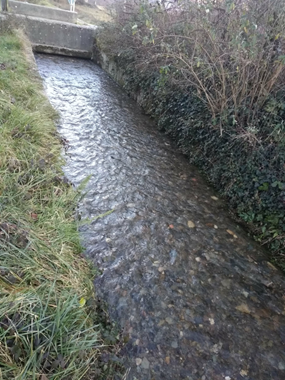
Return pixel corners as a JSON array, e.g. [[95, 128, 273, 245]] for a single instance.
[[36, 54, 285, 380]]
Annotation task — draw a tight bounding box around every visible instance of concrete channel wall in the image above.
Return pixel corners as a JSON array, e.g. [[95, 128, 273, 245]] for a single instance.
[[24, 16, 96, 58], [8, 0, 77, 23]]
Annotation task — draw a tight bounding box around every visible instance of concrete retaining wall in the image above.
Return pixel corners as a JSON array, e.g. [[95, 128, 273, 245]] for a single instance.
[[93, 49, 126, 86], [1, 13, 97, 59], [1, 13, 97, 58], [17, 15, 96, 58], [8, 0, 77, 23], [25, 16, 96, 52]]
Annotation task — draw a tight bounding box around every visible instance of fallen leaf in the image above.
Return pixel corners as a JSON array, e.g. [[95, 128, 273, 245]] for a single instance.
[[254, 308, 271, 319], [187, 220, 195, 228], [240, 370, 248, 377], [226, 229, 237, 238], [236, 303, 251, 314], [40, 375, 49, 380], [135, 358, 142, 366], [267, 261, 277, 270], [79, 297, 86, 307], [31, 213, 38, 220], [165, 356, 170, 364]]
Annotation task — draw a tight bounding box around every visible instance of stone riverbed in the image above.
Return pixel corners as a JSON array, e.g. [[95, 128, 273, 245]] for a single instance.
[[35, 54, 285, 380]]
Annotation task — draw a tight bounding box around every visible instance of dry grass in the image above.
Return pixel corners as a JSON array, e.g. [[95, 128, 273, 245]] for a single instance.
[[21, 0, 113, 24]]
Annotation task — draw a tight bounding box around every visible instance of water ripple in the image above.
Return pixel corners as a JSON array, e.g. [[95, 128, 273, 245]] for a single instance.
[[36, 54, 285, 380]]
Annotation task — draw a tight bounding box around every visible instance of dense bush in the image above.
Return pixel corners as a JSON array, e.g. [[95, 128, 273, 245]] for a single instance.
[[97, 0, 285, 269]]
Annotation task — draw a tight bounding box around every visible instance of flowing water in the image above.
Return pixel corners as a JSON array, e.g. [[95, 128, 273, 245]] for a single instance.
[[35, 54, 285, 380]]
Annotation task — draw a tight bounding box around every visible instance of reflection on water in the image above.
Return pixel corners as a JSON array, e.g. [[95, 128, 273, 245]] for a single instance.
[[36, 54, 285, 380]]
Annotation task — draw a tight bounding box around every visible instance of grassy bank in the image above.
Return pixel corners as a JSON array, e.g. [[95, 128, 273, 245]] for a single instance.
[[97, 0, 285, 271], [20, 0, 112, 25], [0, 30, 122, 379]]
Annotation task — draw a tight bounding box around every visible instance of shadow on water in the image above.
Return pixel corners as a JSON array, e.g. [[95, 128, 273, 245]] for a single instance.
[[35, 54, 285, 380]]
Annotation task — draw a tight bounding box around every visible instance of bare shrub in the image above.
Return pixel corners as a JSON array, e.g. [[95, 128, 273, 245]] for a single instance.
[[105, 0, 285, 135]]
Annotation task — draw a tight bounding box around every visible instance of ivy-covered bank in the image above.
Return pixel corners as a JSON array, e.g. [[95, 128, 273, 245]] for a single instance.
[[0, 28, 123, 379], [95, 6, 285, 270]]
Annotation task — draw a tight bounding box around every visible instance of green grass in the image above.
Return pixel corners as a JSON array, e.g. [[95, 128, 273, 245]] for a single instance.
[[0, 30, 123, 379]]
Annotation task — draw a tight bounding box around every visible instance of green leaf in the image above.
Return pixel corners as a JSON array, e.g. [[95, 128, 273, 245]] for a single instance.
[[271, 181, 284, 190], [258, 182, 269, 191]]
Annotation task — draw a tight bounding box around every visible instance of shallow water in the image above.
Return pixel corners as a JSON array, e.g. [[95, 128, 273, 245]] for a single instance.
[[36, 54, 285, 380]]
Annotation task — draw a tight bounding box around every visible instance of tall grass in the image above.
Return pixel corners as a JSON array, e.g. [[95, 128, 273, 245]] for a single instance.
[[0, 31, 122, 379]]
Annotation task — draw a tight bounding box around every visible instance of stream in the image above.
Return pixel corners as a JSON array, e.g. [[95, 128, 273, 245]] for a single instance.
[[35, 54, 285, 380]]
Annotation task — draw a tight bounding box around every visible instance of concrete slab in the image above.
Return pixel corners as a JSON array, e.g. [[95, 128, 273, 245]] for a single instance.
[[32, 44, 92, 59]]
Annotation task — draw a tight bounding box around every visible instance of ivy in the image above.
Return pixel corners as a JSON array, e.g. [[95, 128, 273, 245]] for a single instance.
[[97, 41, 285, 270]]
